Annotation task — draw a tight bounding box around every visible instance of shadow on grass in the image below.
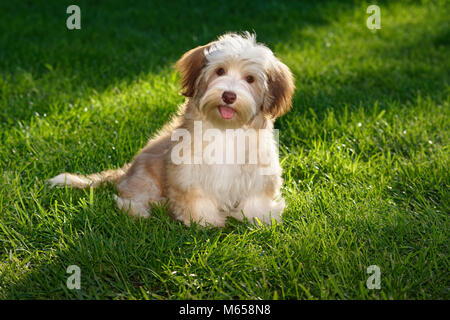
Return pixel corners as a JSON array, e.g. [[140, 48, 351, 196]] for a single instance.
[[2, 185, 254, 299], [286, 24, 449, 118], [1, 0, 447, 129], [0, 0, 354, 125]]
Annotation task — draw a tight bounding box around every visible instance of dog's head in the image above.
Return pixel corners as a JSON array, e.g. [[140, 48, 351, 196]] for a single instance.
[[176, 32, 295, 128]]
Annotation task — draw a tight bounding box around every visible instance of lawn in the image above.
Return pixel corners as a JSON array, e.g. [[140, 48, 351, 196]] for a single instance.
[[0, 0, 448, 299]]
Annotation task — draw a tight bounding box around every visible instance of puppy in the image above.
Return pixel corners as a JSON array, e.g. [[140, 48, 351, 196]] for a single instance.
[[48, 32, 295, 227]]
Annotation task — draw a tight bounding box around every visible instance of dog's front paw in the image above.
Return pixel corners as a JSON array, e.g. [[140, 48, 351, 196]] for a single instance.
[[235, 195, 285, 225]]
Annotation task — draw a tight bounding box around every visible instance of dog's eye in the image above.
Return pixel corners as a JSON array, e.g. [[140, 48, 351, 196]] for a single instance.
[[246, 75, 255, 83], [216, 68, 225, 76]]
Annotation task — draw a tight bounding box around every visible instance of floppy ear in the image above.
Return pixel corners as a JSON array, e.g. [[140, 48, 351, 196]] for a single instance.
[[175, 44, 211, 97], [264, 59, 295, 118]]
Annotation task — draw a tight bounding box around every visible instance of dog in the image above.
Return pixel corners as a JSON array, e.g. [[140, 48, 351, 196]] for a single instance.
[[48, 32, 295, 227]]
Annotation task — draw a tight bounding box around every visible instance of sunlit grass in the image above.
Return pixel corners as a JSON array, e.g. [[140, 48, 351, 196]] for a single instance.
[[0, 0, 448, 299]]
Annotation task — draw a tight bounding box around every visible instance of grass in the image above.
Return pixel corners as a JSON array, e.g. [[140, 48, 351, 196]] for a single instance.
[[0, 0, 448, 299]]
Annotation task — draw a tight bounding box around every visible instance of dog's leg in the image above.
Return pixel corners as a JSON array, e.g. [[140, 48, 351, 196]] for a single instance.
[[169, 186, 226, 227], [115, 165, 164, 219], [231, 194, 285, 225], [113, 194, 150, 218]]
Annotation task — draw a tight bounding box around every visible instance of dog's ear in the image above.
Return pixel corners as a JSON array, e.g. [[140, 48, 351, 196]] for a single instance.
[[175, 44, 211, 97], [263, 59, 295, 118]]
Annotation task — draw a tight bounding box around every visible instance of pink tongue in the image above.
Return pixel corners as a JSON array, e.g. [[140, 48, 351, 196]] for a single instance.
[[219, 106, 236, 119]]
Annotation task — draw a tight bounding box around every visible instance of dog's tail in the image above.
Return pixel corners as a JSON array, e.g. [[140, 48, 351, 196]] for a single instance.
[[47, 164, 131, 189]]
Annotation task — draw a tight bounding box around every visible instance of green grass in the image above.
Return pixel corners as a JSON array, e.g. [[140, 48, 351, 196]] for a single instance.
[[0, 0, 449, 299]]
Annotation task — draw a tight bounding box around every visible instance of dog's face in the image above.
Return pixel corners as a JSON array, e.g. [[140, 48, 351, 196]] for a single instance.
[[176, 33, 295, 128]]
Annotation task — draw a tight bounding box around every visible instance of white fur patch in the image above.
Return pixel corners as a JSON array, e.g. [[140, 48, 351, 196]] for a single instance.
[[47, 173, 89, 187], [233, 195, 285, 224], [205, 32, 274, 69]]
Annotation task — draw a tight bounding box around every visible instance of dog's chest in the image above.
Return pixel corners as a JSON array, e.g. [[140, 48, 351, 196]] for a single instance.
[[193, 163, 262, 206], [197, 128, 265, 201], [172, 122, 277, 206]]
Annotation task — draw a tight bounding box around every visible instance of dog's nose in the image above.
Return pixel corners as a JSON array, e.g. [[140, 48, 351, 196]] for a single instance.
[[222, 91, 236, 104]]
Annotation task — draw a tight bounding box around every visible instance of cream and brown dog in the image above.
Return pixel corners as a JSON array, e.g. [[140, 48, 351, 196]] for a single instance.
[[48, 32, 295, 227]]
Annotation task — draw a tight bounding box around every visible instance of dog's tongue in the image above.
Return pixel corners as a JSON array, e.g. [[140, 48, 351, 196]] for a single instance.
[[219, 106, 235, 119]]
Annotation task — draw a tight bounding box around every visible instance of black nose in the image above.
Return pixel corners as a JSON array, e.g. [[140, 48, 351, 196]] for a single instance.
[[222, 91, 236, 104]]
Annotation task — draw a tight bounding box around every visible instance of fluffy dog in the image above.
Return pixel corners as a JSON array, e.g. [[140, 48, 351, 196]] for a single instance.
[[48, 32, 295, 227]]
